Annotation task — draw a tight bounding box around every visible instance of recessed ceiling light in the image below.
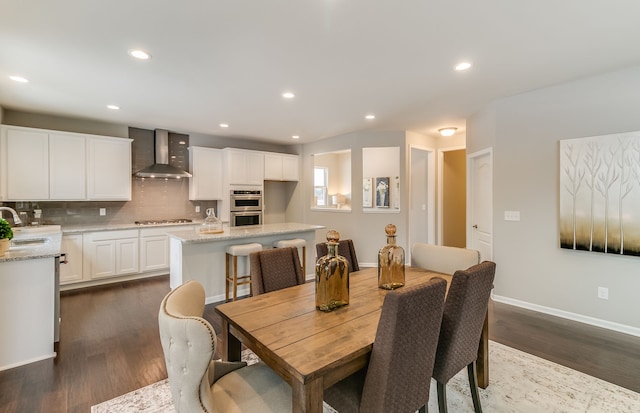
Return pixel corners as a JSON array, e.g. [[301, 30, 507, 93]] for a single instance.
[[129, 49, 151, 60], [106, 104, 120, 110], [365, 114, 375, 120], [282, 92, 295, 99], [292, 135, 300, 139], [455, 62, 471, 71], [438, 127, 458, 137], [9, 75, 29, 83], [220, 123, 229, 128]]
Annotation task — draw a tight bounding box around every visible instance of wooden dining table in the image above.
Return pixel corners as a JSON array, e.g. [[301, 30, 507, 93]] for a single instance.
[[215, 266, 490, 413]]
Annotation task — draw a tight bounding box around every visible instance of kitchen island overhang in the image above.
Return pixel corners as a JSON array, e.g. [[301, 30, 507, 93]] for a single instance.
[[167, 223, 324, 303]]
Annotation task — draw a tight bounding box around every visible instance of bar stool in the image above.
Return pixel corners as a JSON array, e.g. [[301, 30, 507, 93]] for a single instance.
[[273, 238, 307, 275], [225, 242, 262, 301]]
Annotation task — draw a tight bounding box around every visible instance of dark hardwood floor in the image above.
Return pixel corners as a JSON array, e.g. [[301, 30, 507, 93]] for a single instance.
[[0, 275, 638, 413]]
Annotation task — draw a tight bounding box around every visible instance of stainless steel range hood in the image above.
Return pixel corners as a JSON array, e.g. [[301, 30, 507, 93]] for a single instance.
[[134, 129, 192, 179]]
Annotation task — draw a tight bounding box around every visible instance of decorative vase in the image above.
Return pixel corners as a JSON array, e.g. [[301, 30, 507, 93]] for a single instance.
[[315, 229, 349, 312], [378, 224, 405, 290], [0, 238, 10, 256]]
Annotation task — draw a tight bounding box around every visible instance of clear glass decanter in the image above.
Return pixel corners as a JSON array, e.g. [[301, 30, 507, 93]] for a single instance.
[[200, 208, 223, 234], [315, 229, 350, 312], [378, 223, 405, 290]]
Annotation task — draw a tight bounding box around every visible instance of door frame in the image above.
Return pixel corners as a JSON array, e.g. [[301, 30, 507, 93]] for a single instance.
[[467, 147, 493, 259], [408, 144, 436, 263]]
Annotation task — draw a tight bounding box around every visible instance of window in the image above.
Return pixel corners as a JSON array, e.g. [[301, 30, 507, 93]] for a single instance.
[[314, 167, 328, 207], [312, 150, 351, 210]]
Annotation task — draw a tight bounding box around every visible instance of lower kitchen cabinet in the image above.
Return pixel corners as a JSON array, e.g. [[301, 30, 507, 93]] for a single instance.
[[61, 225, 197, 287], [60, 234, 84, 284], [83, 230, 139, 280], [140, 228, 170, 272]]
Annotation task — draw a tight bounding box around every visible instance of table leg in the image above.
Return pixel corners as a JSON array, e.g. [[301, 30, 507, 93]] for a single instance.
[[221, 319, 241, 362], [291, 377, 323, 413], [476, 310, 489, 388]]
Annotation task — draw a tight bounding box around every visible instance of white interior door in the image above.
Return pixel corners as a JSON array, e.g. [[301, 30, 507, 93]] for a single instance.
[[409, 146, 436, 258], [468, 148, 493, 261]]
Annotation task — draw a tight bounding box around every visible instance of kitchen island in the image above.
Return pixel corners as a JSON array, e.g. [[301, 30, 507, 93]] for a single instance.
[[167, 223, 324, 303], [0, 226, 62, 371]]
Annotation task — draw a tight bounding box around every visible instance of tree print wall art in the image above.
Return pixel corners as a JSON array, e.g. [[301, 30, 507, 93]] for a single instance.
[[560, 131, 640, 256]]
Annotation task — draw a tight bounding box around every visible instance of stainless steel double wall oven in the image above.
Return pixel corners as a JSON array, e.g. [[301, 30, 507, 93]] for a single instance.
[[229, 189, 263, 226]]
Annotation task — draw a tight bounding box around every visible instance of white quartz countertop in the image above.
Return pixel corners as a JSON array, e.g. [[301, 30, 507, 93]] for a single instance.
[[62, 221, 202, 234], [167, 222, 325, 244]]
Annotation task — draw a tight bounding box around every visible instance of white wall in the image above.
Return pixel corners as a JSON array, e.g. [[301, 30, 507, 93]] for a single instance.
[[468, 66, 640, 333], [300, 130, 411, 265]]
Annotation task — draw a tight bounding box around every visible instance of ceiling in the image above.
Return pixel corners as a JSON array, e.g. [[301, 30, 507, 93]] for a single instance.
[[2, 1, 640, 144]]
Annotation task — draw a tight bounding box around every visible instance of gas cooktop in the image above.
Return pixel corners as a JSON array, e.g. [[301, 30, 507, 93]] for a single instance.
[[134, 219, 193, 226]]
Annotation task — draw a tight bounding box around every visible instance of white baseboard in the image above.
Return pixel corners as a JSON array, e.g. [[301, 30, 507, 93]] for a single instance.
[[492, 294, 640, 338]]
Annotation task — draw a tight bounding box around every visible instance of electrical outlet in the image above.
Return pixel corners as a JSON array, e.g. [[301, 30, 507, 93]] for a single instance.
[[99, 208, 106, 216], [195, 206, 200, 213], [597, 286, 609, 300]]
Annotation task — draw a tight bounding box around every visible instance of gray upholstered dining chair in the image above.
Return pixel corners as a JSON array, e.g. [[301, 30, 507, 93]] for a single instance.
[[250, 246, 305, 295], [323, 277, 447, 413], [158, 280, 292, 412], [316, 238, 360, 272], [432, 261, 496, 413], [411, 243, 480, 275]]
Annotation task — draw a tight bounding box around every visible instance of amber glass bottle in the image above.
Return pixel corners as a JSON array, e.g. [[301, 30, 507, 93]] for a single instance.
[[315, 229, 350, 311], [378, 224, 405, 290]]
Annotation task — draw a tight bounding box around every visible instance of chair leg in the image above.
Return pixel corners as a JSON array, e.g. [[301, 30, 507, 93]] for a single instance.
[[436, 382, 447, 413], [467, 362, 483, 413], [225, 253, 230, 302], [232, 255, 238, 301]]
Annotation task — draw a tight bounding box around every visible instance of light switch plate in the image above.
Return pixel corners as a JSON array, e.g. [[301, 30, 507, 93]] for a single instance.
[[99, 208, 106, 216], [504, 211, 520, 221]]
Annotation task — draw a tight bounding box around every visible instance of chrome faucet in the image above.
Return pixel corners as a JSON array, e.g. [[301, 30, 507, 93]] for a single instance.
[[0, 207, 23, 225]]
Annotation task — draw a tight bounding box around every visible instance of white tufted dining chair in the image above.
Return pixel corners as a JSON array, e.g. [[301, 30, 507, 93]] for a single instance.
[[158, 280, 292, 412]]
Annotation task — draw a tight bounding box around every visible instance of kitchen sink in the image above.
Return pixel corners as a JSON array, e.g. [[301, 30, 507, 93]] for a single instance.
[[10, 238, 50, 249]]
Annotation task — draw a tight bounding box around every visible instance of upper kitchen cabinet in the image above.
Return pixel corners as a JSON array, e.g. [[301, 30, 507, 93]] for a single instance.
[[1, 125, 131, 201], [224, 148, 264, 185], [189, 146, 223, 200], [86, 136, 132, 200], [3, 127, 50, 200], [49, 133, 86, 199], [264, 152, 299, 181]]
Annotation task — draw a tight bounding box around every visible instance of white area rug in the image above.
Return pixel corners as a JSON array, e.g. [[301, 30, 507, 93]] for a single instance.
[[92, 342, 640, 412]]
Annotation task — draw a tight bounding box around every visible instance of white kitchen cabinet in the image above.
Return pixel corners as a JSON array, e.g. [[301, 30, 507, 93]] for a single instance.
[[49, 133, 86, 200], [140, 228, 170, 272], [224, 148, 264, 185], [60, 234, 84, 284], [86, 136, 132, 201], [264, 152, 299, 181], [189, 146, 223, 200], [140, 225, 196, 273], [1, 125, 131, 201], [83, 230, 139, 280], [4, 128, 50, 200]]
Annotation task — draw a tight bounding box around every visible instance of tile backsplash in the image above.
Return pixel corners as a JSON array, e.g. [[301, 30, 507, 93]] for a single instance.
[[2, 178, 218, 227]]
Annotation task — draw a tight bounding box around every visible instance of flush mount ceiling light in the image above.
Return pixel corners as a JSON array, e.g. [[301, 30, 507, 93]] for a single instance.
[[365, 114, 376, 120], [455, 62, 472, 71], [9, 75, 29, 83], [292, 135, 300, 139], [438, 127, 457, 137], [106, 104, 120, 110], [219, 123, 229, 128], [282, 92, 295, 99], [129, 49, 151, 60]]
